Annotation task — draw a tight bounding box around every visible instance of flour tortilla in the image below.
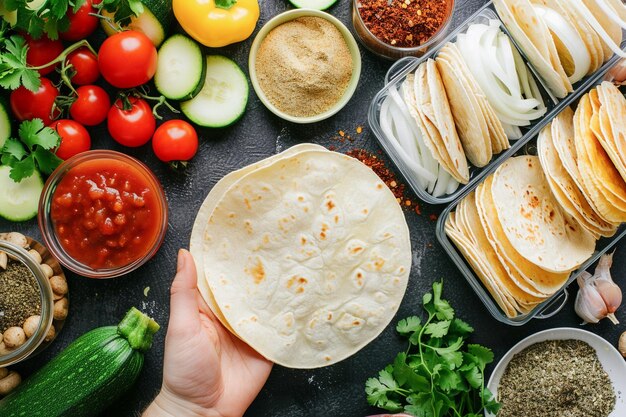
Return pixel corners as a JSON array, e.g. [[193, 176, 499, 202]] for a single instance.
[[436, 45, 492, 167], [574, 94, 626, 223], [596, 82, 626, 181], [190, 143, 326, 334], [202, 150, 411, 368], [476, 176, 568, 296], [554, 0, 604, 72], [493, 0, 571, 98], [491, 155, 595, 273], [537, 123, 615, 238]]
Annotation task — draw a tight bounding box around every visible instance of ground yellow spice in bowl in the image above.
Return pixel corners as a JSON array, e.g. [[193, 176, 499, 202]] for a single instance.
[[249, 10, 361, 123]]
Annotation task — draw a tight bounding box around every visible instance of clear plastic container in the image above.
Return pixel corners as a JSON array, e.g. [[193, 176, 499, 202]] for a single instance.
[[367, 0, 625, 204], [435, 56, 626, 325]]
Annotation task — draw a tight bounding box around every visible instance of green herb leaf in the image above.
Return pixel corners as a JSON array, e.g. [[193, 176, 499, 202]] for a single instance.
[[433, 281, 454, 320], [0, 35, 41, 91], [33, 147, 62, 175], [19, 119, 59, 150], [365, 368, 403, 411], [393, 353, 430, 392], [449, 317, 474, 337], [424, 320, 451, 338], [468, 344, 494, 371], [463, 364, 482, 389], [8, 154, 36, 182], [97, 0, 145, 26], [440, 350, 463, 370], [405, 393, 435, 417], [397, 316, 422, 336], [2, 138, 27, 160], [482, 387, 502, 414]]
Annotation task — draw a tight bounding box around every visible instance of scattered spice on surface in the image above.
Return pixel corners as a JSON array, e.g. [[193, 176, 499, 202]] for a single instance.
[[0, 260, 41, 333], [357, 0, 449, 48], [255, 17, 353, 118], [415, 204, 422, 215], [429, 214, 438, 221], [356, 126, 363, 134], [498, 340, 615, 417]]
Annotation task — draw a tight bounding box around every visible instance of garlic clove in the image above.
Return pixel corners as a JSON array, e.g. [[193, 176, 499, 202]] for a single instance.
[[575, 275, 608, 324], [595, 279, 622, 314]]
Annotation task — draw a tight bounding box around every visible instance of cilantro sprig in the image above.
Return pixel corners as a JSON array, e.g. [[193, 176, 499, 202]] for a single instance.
[[3, 0, 144, 40], [1, 119, 62, 182], [365, 281, 501, 417]]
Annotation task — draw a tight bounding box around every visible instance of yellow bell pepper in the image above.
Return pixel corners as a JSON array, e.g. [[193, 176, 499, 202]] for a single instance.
[[173, 0, 260, 48]]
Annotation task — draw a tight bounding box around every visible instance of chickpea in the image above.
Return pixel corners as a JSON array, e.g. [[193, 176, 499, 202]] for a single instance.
[[50, 275, 68, 296], [0, 342, 12, 355], [27, 249, 42, 265], [23, 316, 41, 338], [54, 298, 69, 321], [0, 371, 21, 396], [3, 327, 25, 349], [0, 368, 7, 379], [40, 263, 54, 278], [0, 232, 28, 248], [619, 332, 626, 358]]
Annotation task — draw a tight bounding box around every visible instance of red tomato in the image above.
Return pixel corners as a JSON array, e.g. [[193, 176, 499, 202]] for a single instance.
[[70, 85, 110, 126], [66, 48, 99, 85], [50, 120, 91, 160], [107, 97, 156, 147], [60, 0, 99, 41], [25, 34, 64, 75], [10, 77, 60, 125], [98, 31, 157, 88], [152, 120, 199, 162]]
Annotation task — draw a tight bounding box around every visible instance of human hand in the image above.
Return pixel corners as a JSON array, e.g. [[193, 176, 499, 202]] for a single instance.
[[143, 249, 273, 417]]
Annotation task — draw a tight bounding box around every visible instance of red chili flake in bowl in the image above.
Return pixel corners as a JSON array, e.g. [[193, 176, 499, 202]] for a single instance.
[[357, 0, 449, 48]]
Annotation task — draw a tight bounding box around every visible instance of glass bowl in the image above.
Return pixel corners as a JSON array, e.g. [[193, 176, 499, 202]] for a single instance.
[[0, 241, 54, 367], [352, 0, 455, 60], [38, 150, 168, 279]]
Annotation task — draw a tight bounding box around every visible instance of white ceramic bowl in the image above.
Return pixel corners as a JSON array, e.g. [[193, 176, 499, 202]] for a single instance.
[[248, 9, 362, 124], [487, 327, 626, 417]]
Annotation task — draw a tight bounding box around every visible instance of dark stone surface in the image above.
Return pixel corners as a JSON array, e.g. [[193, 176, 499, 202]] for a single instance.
[[2, 0, 624, 416]]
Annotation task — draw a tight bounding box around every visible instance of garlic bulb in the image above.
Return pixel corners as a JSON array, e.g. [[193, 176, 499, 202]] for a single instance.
[[574, 253, 622, 325], [575, 272, 608, 324]]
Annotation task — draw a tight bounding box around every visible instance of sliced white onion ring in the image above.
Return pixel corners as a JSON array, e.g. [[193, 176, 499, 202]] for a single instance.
[[533, 4, 591, 83]]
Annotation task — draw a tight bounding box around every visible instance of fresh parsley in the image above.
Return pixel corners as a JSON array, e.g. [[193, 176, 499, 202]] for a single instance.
[[1, 119, 62, 182], [4, 0, 86, 40], [96, 0, 144, 26], [0, 34, 41, 91], [365, 281, 501, 417]]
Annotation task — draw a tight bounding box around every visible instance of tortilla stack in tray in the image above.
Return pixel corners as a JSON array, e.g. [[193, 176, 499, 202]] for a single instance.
[[190, 144, 411, 368], [493, 0, 626, 98], [445, 79, 626, 318]]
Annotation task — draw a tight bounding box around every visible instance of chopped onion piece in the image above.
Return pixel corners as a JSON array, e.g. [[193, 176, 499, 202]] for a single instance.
[[445, 175, 460, 195], [433, 165, 452, 198], [570, 1, 626, 58], [456, 21, 547, 135], [533, 4, 591, 83], [504, 123, 523, 140], [379, 95, 436, 189]]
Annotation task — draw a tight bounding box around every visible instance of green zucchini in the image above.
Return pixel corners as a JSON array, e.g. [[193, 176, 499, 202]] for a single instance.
[[0, 308, 159, 417]]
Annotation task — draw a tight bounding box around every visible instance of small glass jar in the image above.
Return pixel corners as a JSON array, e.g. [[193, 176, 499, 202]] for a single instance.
[[38, 150, 168, 279], [352, 0, 455, 60], [0, 241, 54, 367]]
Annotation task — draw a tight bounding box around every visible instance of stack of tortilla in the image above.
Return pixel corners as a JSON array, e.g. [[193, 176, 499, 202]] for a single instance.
[[401, 54, 510, 185], [494, 0, 626, 97], [446, 81, 626, 317], [190, 144, 411, 368]]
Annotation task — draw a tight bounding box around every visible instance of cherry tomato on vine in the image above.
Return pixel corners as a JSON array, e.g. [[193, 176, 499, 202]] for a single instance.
[[152, 120, 199, 162], [10, 77, 60, 125], [60, 0, 99, 41], [69, 85, 110, 126], [98, 31, 157, 88], [50, 120, 91, 160], [24, 34, 63, 76], [107, 97, 156, 147], [66, 48, 99, 85]]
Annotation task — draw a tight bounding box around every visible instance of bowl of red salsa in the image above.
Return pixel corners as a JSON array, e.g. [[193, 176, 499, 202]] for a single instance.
[[38, 150, 168, 278]]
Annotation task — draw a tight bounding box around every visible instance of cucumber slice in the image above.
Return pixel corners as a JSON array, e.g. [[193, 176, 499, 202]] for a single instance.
[[181, 55, 249, 128], [155, 35, 206, 100], [288, 0, 338, 10], [0, 166, 43, 222], [0, 100, 10, 149], [101, 4, 170, 47]]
